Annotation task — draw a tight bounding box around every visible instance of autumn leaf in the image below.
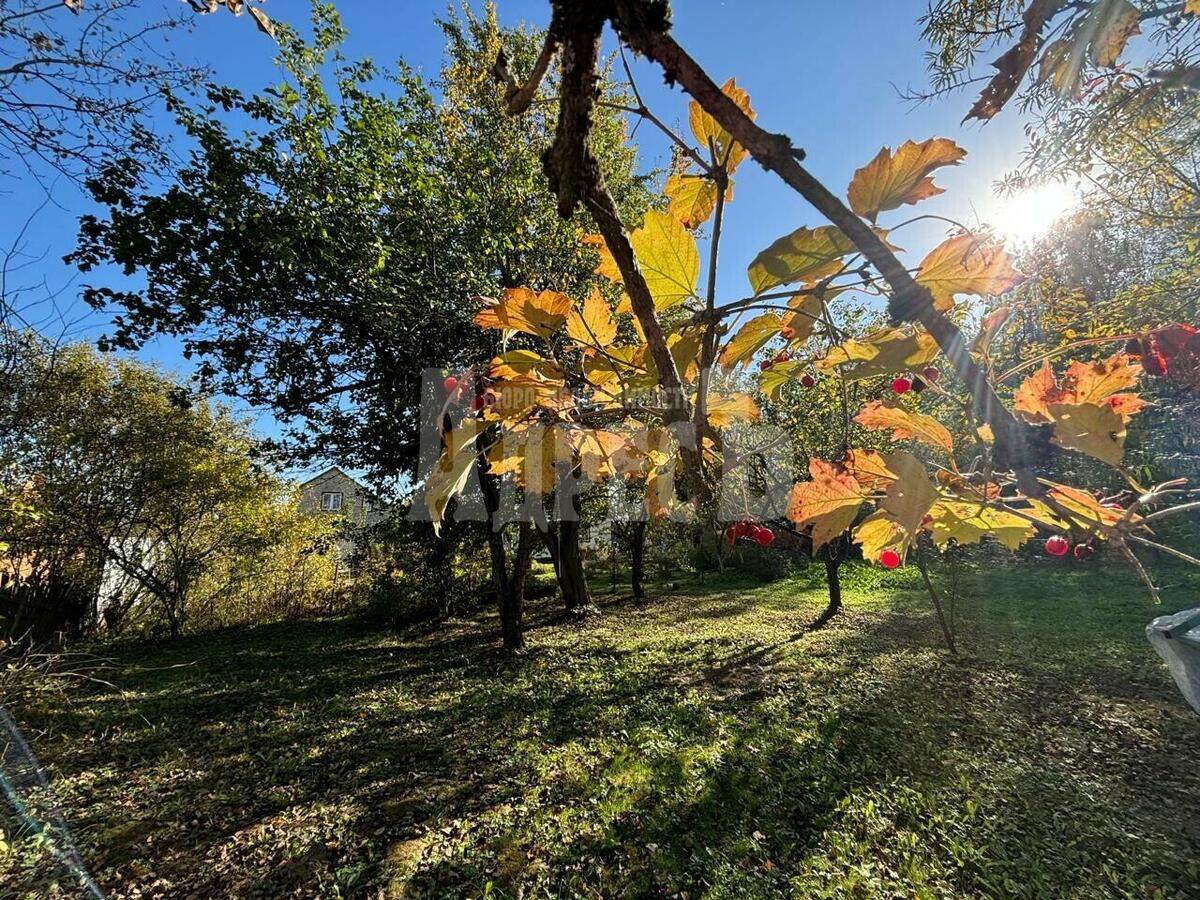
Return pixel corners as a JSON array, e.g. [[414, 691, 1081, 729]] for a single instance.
[[854, 400, 954, 454], [1088, 0, 1140, 67], [582, 234, 622, 284], [665, 174, 730, 229], [566, 429, 632, 482], [786, 459, 865, 551], [719, 313, 782, 370], [689, 77, 755, 173], [817, 327, 940, 380], [1014, 353, 1144, 425], [1047, 401, 1127, 466], [1037, 38, 1082, 96], [747, 225, 856, 296], [853, 510, 906, 564], [841, 449, 896, 491], [759, 360, 803, 400], [474, 288, 572, 338], [781, 293, 824, 344], [707, 392, 761, 427], [973, 305, 1011, 355], [566, 289, 617, 349], [927, 501, 1035, 550], [1013, 360, 1062, 424], [247, 5, 275, 38], [425, 421, 486, 533], [915, 233, 1022, 311], [880, 451, 938, 537], [490, 349, 563, 382], [629, 209, 700, 310], [847, 138, 966, 222], [965, 0, 1062, 122]]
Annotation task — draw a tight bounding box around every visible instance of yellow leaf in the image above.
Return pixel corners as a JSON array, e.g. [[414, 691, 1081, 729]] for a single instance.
[[566, 428, 631, 482], [1088, 0, 1140, 67], [566, 288, 617, 349], [747, 224, 856, 296], [665, 174, 729, 229], [247, 6, 275, 38], [842, 449, 896, 491], [927, 501, 1034, 550], [915, 233, 1022, 311], [474, 288, 572, 338], [817, 327, 940, 380], [719, 313, 782, 370], [786, 459, 865, 551], [1014, 353, 1144, 426], [629, 209, 700, 310], [1037, 37, 1083, 97], [707, 392, 760, 427], [490, 349, 563, 382], [425, 421, 485, 533], [847, 138, 967, 222], [582, 234, 622, 284], [1189, 0, 1200, 15], [1047, 401, 1127, 466], [781, 293, 824, 344], [759, 359, 803, 400], [487, 425, 567, 495], [880, 451, 938, 537], [853, 510, 906, 564], [854, 399, 954, 454], [689, 77, 755, 174], [669, 331, 705, 383]]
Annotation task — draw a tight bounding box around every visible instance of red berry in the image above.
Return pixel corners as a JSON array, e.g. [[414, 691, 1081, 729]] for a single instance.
[[759, 359, 772, 371], [471, 394, 485, 412], [780, 326, 796, 340], [1143, 350, 1168, 377], [734, 521, 751, 538], [755, 527, 775, 547], [879, 549, 902, 570], [774, 351, 791, 364], [921, 366, 941, 383], [443, 375, 459, 393], [800, 373, 817, 388], [891, 376, 912, 395], [1073, 543, 1095, 560], [1045, 535, 1069, 557]]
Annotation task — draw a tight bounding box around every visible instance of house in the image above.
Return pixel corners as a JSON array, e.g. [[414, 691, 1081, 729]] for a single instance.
[[298, 466, 386, 529]]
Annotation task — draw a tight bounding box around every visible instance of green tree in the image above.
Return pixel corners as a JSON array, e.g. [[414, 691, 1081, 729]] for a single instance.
[[71, 3, 653, 647], [0, 335, 326, 639]]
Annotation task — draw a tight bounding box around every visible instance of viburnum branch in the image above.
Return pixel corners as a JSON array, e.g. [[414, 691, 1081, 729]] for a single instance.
[[495, 28, 561, 116], [607, 0, 1040, 489]]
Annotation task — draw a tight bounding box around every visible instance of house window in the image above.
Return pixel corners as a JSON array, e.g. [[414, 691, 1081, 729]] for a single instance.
[[320, 491, 343, 511]]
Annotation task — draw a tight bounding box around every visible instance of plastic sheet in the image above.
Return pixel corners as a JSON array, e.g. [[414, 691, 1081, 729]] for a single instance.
[[1146, 608, 1200, 715]]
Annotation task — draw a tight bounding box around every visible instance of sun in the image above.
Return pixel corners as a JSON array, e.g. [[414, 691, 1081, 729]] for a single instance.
[[986, 181, 1079, 245]]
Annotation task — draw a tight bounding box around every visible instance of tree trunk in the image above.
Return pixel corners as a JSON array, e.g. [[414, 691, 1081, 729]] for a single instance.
[[630, 519, 646, 599], [809, 534, 845, 631], [479, 458, 532, 650], [557, 518, 591, 614]]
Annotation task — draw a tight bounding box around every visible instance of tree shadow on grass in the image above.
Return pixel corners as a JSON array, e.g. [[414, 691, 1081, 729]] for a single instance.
[[10, 567, 1200, 898]]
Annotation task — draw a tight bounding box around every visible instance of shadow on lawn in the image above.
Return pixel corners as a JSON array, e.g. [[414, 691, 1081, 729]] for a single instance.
[[12, 566, 1200, 898]]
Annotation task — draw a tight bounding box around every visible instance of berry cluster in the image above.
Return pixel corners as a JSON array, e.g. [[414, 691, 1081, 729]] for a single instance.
[[891, 366, 940, 396], [443, 372, 496, 412], [1044, 535, 1096, 560], [724, 520, 775, 547]]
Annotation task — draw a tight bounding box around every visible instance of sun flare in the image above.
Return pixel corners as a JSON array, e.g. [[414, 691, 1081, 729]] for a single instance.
[[986, 181, 1079, 246]]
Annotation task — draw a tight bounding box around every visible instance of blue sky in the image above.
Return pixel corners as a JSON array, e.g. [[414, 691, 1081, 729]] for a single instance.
[[6, 0, 1032, 475]]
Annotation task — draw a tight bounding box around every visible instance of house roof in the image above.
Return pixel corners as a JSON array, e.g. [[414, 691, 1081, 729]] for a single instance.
[[299, 465, 367, 490]]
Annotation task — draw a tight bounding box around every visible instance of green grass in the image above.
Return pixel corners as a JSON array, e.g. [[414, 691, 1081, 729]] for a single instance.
[[5, 561, 1200, 898]]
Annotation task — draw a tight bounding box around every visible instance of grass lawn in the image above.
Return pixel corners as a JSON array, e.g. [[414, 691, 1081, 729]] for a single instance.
[[5, 561, 1200, 898]]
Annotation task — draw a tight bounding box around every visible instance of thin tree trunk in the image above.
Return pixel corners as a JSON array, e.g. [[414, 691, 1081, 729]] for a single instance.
[[479, 458, 532, 650], [916, 539, 958, 655], [630, 519, 646, 599], [557, 517, 591, 614], [809, 533, 846, 631]]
